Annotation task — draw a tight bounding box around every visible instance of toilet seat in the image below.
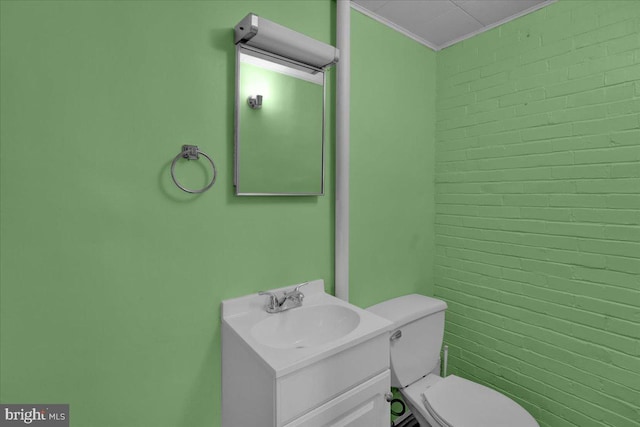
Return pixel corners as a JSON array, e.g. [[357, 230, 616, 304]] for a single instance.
[[403, 375, 539, 427]]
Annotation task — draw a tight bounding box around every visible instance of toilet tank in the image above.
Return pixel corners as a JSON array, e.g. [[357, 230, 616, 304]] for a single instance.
[[367, 294, 447, 389]]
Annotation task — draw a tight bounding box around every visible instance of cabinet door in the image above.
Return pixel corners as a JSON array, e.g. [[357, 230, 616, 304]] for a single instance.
[[283, 370, 390, 427]]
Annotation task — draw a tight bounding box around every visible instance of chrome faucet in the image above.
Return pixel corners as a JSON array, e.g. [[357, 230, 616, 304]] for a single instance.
[[259, 282, 311, 313]]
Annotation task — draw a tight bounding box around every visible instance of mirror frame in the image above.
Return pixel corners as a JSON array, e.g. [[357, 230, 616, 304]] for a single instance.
[[234, 44, 326, 196]]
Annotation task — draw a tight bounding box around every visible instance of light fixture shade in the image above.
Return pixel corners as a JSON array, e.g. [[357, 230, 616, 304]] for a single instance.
[[234, 13, 339, 69]]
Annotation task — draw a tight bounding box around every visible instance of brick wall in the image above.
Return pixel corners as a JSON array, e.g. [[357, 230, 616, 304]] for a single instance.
[[434, 1, 639, 426]]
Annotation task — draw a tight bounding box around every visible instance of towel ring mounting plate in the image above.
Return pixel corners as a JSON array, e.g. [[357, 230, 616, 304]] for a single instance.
[[170, 145, 217, 194]]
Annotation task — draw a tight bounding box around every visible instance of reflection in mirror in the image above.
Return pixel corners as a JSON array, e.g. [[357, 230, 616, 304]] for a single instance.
[[235, 46, 325, 196]]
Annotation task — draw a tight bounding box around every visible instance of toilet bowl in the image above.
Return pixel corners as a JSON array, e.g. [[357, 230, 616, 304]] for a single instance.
[[368, 294, 539, 427]]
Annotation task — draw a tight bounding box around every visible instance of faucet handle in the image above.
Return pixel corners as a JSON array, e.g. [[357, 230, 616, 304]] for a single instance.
[[294, 282, 312, 293], [286, 282, 312, 301]]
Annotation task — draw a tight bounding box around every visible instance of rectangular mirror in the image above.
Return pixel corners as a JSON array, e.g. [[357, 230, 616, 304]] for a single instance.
[[234, 45, 326, 196]]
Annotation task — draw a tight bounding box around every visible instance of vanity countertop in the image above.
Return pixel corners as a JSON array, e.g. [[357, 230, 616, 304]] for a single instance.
[[221, 280, 392, 377]]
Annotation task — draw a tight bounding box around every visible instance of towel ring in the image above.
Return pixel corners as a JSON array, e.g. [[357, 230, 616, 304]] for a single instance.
[[170, 145, 217, 194]]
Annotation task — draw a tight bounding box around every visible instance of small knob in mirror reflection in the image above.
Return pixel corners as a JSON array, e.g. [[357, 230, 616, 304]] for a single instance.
[[248, 94, 263, 109]]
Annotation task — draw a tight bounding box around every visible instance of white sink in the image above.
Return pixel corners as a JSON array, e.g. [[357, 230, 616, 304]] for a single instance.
[[221, 279, 392, 376], [221, 280, 393, 427], [251, 305, 360, 349]]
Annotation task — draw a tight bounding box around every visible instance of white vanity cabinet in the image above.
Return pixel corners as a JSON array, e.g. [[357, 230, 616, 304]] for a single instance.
[[222, 327, 390, 427], [221, 281, 393, 427], [283, 370, 390, 427]]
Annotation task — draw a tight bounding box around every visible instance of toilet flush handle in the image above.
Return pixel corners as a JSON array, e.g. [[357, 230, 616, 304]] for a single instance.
[[390, 330, 402, 342]]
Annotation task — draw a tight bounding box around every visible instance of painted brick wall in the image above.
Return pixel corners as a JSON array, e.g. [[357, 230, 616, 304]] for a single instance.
[[434, 1, 640, 426]]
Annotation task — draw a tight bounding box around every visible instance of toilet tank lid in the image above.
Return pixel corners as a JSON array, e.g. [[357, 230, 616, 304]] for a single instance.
[[367, 294, 447, 328]]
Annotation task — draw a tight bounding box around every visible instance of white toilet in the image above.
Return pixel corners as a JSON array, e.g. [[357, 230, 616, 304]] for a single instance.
[[368, 294, 539, 427]]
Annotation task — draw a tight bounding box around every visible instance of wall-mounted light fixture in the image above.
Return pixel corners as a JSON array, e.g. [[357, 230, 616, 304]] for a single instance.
[[235, 14, 339, 69], [247, 94, 263, 109]]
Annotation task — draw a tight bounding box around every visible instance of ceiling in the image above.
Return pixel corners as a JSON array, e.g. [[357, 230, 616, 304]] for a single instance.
[[351, 0, 556, 50]]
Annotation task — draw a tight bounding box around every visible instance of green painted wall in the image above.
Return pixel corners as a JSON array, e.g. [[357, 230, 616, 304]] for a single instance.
[[0, 2, 436, 426], [350, 11, 436, 308], [435, 1, 640, 427], [8, 1, 637, 426]]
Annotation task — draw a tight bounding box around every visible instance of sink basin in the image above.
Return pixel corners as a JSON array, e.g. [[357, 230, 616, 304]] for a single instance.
[[250, 305, 360, 349], [222, 280, 392, 375]]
